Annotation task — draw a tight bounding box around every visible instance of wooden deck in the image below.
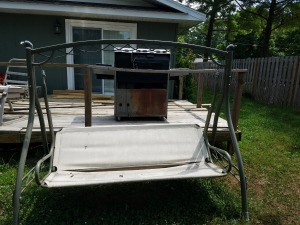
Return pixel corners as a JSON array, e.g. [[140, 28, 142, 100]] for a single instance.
[[0, 96, 240, 144]]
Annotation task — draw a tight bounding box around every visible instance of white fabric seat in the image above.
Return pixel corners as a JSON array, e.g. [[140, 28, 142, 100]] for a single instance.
[[43, 124, 225, 187]]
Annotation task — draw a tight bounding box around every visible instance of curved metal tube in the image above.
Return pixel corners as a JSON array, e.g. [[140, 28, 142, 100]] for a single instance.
[[209, 54, 226, 67], [224, 46, 249, 220], [12, 47, 35, 225], [41, 68, 55, 156], [32, 50, 55, 66], [207, 142, 233, 173], [35, 92, 49, 154], [203, 72, 219, 136], [209, 73, 225, 144], [31, 39, 228, 57], [35, 150, 53, 186], [35, 68, 56, 186]]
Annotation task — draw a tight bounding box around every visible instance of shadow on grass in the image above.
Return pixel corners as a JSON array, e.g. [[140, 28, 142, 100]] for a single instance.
[[12, 179, 241, 225], [1, 141, 241, 225], [0, 144, 46, 166], [257, 213, 283, 225]]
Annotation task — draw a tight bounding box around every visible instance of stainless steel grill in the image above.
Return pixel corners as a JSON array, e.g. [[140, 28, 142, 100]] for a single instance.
[[114, 48, 170, 120]]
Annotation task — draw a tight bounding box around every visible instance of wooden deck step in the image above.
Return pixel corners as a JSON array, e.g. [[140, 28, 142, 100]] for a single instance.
[[0, 99, 241, 144], [51, 90, 114, 101]]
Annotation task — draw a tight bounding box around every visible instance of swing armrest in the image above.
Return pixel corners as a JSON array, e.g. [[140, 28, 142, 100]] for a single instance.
[[208, 145, 232, 173], [35, 151, 53, 186]]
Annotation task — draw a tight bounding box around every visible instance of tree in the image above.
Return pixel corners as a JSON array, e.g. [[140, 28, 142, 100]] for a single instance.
[[179, 0, 236, 59], [273, 27, 300, 56], [177, 0, 300, 58], [235, 0, 300, 57]]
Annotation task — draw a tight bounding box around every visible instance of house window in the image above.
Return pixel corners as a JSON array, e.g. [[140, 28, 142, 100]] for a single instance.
[[65, 19, 137, 94]]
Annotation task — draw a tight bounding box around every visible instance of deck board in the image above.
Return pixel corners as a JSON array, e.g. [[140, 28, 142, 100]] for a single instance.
[[0, 98, 239, 144]]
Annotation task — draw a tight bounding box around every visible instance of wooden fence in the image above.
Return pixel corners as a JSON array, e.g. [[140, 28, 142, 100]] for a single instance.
[[196, 56, 300, 109]]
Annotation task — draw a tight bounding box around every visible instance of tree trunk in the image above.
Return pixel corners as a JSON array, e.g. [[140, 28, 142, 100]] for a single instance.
[[204, 9, 217, 60], [261, 0, 277, 57]]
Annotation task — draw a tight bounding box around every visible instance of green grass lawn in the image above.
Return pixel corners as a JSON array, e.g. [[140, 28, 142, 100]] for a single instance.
[[0, 94, 299, 224], [237, 97, 300, 224]]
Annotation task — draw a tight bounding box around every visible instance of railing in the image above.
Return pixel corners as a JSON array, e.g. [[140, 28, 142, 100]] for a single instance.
[[0, 61, 245, 130], [177, 68, 247, 131], [12, 39, 249, 224]]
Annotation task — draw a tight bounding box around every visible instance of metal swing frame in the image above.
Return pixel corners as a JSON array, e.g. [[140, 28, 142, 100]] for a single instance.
[[12, 39, 249, 224]]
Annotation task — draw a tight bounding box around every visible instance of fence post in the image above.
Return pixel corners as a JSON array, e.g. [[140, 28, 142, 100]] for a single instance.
[[292, 58, 300, 109], [251, 58, 259, 98], [197, 73, 204, 108], [232, 71, 246, 130], [84, 67, 92, 127], [178, 75, 184, 100]]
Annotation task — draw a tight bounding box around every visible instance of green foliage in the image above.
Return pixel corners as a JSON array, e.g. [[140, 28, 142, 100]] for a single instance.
[[178, 0, 300, 58], [179, 0, 237, 57], [176, 37, 197, 67], [273, 28, 300, 56], [236, 0, 300, 56], [182, 74, 198, 101]]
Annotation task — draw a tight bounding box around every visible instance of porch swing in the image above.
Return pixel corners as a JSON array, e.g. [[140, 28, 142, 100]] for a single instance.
[[12, 39, 249, 224]]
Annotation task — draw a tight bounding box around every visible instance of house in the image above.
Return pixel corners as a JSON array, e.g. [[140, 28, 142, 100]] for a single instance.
[[0, 0, 205, 94]]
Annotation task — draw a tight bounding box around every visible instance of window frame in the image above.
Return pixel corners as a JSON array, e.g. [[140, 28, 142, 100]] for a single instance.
[[65, 19, 137, 90]]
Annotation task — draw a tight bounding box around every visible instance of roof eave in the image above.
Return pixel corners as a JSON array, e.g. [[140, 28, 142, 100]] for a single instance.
[[0, 1, 205, 28], [155, 0, 205, 21]]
